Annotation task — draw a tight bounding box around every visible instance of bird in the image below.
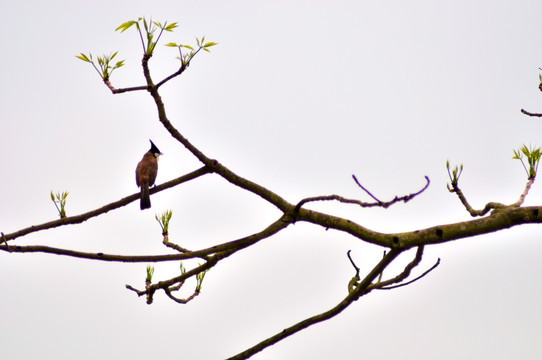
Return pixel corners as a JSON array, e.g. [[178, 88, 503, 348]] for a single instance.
[[135, 140, 162, 210]]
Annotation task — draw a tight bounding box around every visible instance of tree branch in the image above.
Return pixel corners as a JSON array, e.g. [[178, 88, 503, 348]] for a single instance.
[[226, 249, 402, 360], [1, 167, 211, 242], [1, 214, 292, 263], [294, 175, 430, 213], [379, 258, 440, 290]]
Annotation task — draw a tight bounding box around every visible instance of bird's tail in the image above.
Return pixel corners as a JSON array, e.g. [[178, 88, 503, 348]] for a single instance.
[[140, 185, 151, 210]]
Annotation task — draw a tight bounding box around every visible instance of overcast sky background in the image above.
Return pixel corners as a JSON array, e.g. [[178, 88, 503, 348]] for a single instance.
[[2, 0, 542, 359]]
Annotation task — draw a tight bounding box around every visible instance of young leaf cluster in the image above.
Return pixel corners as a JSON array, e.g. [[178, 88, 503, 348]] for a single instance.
[[446, 160, 463, 190], [165, 36, 218, 66], [116, 17, 178, 56], [146, 265, 155, 282], [50, 191, 69, 218], [513, 145, 542, 179], [75, 52, 125, 81], [155, 209, 173, 235]]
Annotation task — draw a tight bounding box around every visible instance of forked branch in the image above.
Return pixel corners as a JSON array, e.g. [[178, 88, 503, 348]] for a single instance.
[[294, 175, 429, 214]]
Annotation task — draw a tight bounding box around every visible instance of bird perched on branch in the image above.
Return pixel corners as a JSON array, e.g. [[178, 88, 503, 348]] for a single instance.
[[135, 140, 162, 210]]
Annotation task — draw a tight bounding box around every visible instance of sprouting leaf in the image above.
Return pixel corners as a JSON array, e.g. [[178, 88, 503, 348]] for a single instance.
[[143, 18, 149, 32], [165, 42, 179, 47], [75, 53, 91, 62], [110, 51, 118, 60], [115, 60, 125, 68], [203, 42, 218, 48], [182, 44, 194, 50], [165, 22, 178, 31], [115, 20, 136, 33]]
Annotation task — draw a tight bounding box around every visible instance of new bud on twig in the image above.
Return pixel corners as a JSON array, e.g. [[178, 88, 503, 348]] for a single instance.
[[155, 210, 173, 241], [513, 145, 542, 180], [50, 191, 69, 218]]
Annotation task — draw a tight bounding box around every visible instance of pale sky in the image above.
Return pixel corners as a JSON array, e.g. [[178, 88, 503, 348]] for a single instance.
[[2, 1, 542, 359]]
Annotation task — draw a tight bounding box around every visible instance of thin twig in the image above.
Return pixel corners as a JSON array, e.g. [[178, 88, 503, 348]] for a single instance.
[[371, 246, 424, 290], [352, 175, 430, 207], [346, 250, 360, 274], [164, 287, 200, 304], [294, 176, 430, 214], [379, 258, 440, 290], [521, 109, 542, 117]]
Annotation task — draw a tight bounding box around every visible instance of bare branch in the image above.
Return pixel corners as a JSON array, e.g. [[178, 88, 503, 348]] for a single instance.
[[352, 174, 430, 207], [521, 109, 542, 117], [294, 176, 430, 215], [513, 177, 535, 207], [346, 250, 360, 274], [226, 249, 403, 360], [448, 180, 505, 216], [156, 64, 188, 88], [346, 250, 360, 294], [374, 245, 424, 288], [164, 287, 201, 304], [103, 79, 149, 94], [379, 258, 440, 290]]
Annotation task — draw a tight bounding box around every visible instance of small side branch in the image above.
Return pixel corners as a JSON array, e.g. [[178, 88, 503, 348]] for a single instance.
[[352, 174, 430, 207], [164, 287, 201, 304], [294, 175, 429, 214], [379, 258, 440, 290], [103, 80, 149, 94], [446, 162, 505, 216], [347, 250, 360, 294], [366, 246, 425, 290], [450, 185, 504, 216], [513, 177, 535, 207]]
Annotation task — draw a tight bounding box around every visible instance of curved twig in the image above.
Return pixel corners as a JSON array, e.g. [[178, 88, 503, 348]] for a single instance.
[[521, 109, 542, 117], [379, 257, 440, 290], [352, 174, 430, 207], [294, 176, 430, 215]]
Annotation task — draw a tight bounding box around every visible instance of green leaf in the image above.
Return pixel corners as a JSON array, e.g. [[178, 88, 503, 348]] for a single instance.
[[165, 42, 179, 47], [181, 44, 194, 50], [203, 41, 218, 48], [143, 18, 149, 32], [115, 20, 136, 33], [165, 22, 178, 31], [75, 53, 91, 62], [110, 51, 118, 60]]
